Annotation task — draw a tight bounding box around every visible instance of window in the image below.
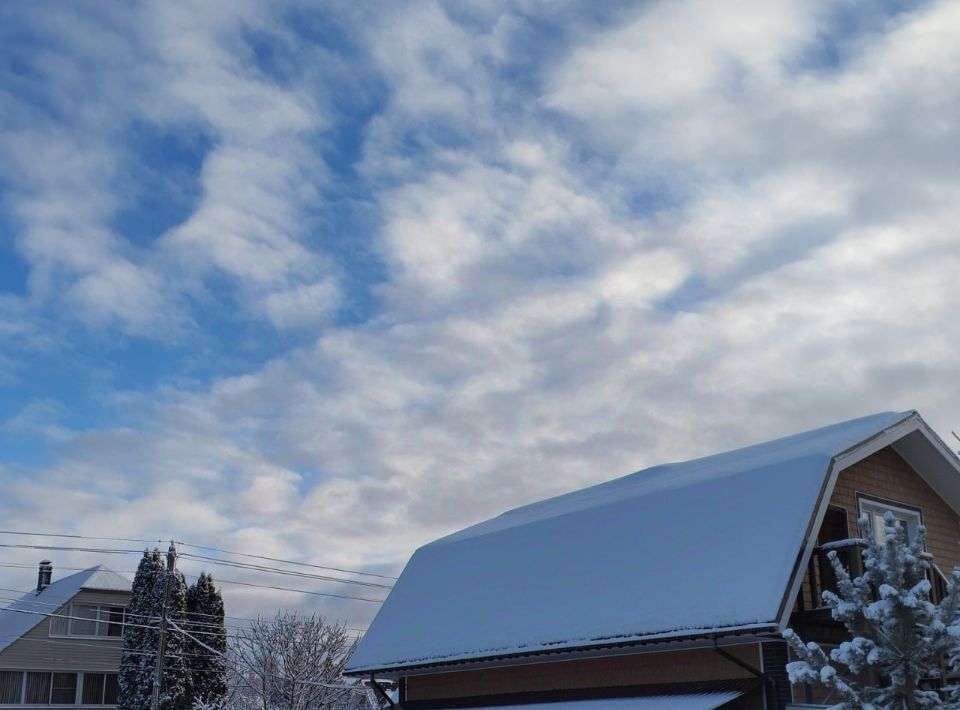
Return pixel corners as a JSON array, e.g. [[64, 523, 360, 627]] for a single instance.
[[81, 673, 119, 705], [71, 604, 98, 636], [103, 675, 119, 705], [0, 671, 21, 703], [49, 611, 68, 636], [859, 496, 922, 546], [51, 673, 77, 704], [103, 607, 124, 637], [82, 673, 104, 704], [0, 671, 95, 705], [49, 603, 126, 638], [25, 672, 51, 704]]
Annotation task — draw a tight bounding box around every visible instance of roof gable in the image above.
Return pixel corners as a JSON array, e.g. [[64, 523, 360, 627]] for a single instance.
[[348, 411, 923, 674], [0, 565, 130, 655]]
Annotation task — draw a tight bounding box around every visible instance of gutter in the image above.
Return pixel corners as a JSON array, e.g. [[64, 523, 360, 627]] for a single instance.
[[345, 623, 780, 678]]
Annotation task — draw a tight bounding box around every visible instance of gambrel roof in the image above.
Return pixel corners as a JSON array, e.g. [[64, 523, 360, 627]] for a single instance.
[[347, 410, 960, 675], [0, 565, 130, 655]]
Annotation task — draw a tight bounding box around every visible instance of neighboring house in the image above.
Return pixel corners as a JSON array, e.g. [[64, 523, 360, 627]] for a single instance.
[[346, 410, 960, 710], [0, 563, 131, 708]]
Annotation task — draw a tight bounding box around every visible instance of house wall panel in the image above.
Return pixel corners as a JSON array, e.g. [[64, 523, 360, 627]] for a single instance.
[[830, 446, 960, 571], [0, 590, 130, 672], [405, 644, 761, 701]]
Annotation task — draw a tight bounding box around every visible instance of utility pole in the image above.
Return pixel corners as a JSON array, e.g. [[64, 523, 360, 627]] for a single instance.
[[151, 541, 177, 710]]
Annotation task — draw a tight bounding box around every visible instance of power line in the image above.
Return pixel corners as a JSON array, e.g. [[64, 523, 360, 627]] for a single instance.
[[177, 552, 393, 590], [0, 543, 143, 555], [0, 603, 234, 639], [0, 530, 164, 545], [0, 604, 159, 632], [176, 541, 397, 581], [0, 562, 385, 605], [213, 578, 385, 604], [0, 585, 351, 630], [0, 634, 230, 660], [0, 530, 397, 581]]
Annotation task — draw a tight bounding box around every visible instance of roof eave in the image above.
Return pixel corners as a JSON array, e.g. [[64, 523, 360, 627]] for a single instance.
[[343, 622, 780, 678]]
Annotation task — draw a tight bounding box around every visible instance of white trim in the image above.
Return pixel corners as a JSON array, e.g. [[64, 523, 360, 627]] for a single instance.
[[830, 413, 920, 471], [776, 410, 960, 633], [776, 411, 922, 631], [858, 496, 922, 545], [891, 418, 960, 517], [775, 459, 841, 632]]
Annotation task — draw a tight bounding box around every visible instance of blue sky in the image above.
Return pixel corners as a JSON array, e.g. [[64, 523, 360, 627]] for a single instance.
[[1, 0, 958, 627]]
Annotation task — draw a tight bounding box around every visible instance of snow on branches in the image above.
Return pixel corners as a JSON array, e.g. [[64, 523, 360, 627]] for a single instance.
[[784, 512, 960, 709]]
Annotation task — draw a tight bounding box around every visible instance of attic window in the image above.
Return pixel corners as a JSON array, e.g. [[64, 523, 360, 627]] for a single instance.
[[859, 496, 922, 546], [49, 604, 125, 638]]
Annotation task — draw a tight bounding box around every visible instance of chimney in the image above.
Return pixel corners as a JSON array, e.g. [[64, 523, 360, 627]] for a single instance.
[[37, 560, 53, 593]]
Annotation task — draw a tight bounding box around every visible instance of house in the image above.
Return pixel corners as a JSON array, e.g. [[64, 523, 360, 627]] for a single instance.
[[0, 563, 131, 707], [345, 410, 960, 710]]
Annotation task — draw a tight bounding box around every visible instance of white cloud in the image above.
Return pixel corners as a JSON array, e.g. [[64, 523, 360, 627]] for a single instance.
[[3, 0, 960, 631], [0, 0, 337, 336]]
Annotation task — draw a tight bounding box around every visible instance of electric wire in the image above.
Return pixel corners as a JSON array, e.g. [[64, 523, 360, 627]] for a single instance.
[[177, 552, 393, 590], [0, 562, 385, 605], [0, 530, 397, 581]]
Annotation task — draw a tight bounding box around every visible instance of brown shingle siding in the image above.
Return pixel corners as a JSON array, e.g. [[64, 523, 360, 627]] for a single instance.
[[405, 645, 761, 701], [829, 446, 960, 572]]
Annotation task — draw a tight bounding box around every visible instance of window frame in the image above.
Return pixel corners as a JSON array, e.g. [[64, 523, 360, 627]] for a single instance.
[[857, 493, 923, 547], [48, 603, 126, 640], [0, 671, 118, 706]]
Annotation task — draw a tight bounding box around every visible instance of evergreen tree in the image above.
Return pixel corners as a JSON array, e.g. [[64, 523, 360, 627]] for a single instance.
[[118, 546, 193, 710], [158, 564, 192, 710], [784, 512, 960, 709], [186, 573, 227, 708], [119, 550, 165, 710]]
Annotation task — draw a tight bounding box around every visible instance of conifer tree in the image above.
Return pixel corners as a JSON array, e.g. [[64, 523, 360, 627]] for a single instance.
[[119, 550, 165, 710], [186, 573, 227, 708], [784, 512, 960, 709], [158, 564, 192, 710], [118, 546, 193, 710]]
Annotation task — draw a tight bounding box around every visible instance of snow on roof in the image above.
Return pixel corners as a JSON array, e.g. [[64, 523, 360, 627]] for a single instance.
[[0, 565, 130, 655], [79, 567, 132, 592], [432, 693, 744, 710], [348, 411, 914, 673]]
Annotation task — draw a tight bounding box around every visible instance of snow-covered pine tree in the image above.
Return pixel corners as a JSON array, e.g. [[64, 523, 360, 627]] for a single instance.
[[784, 511, 960, 709], [186, 573, 227, 708], [119, 550, 165, 710]]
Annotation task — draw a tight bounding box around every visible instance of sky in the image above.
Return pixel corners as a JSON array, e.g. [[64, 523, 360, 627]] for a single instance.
[[1, 0, 959, 631]]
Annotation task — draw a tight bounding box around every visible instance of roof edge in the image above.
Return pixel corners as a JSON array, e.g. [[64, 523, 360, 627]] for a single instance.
[[344, 622, 779, 677]]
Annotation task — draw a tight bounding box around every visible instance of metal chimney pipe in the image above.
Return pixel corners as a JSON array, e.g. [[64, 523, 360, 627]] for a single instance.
[[37, 560, 53, 593]]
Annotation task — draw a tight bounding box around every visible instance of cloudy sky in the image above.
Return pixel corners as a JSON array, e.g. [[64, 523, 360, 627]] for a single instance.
[[1, 0, 958, 629]]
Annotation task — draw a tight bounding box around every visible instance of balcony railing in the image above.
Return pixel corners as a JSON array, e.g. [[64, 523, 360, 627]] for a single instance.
[[798, 538, 950, 612]]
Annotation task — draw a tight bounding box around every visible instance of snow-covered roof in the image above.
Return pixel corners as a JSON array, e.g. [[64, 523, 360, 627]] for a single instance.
[[0, 565, 130, 655], [348, 411, 937, 674], [433, 693, 744, 710]]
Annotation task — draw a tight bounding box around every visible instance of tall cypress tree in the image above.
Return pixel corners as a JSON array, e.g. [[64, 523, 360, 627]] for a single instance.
[[119, 550, 165, 710], [186, 573, 228, 707], [158, 562, 192, 710], [118, 546, 193, 710]]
